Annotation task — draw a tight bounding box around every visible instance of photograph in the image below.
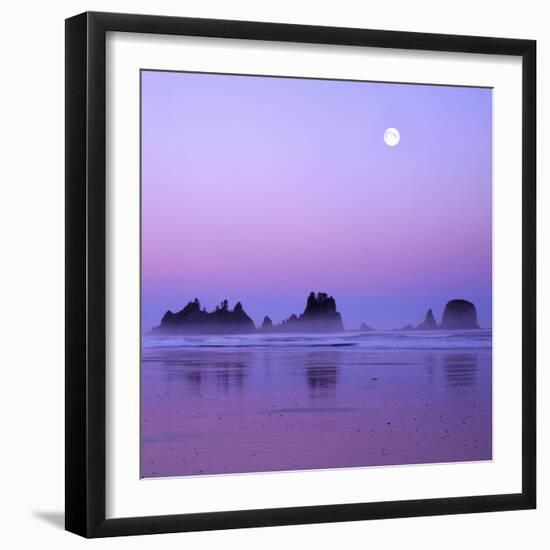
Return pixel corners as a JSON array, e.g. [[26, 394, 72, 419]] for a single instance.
[[140, 70, 493, 479]]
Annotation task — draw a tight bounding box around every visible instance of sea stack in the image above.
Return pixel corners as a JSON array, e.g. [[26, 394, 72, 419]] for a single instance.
[[274, 292, 344, 332], [440, 299, 480, 330], [261, 316, 274, 331], [359, 323, 374, 332], [299, 292, 344, 331], [416, 308, 437, 330], [153, 298, 256, 334]]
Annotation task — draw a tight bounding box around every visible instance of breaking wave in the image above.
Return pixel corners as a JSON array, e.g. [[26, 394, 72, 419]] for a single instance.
[[142, 330, 492, 350]]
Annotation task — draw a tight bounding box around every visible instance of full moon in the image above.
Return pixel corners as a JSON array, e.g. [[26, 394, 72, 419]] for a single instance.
[[384, 127, 400, 146]]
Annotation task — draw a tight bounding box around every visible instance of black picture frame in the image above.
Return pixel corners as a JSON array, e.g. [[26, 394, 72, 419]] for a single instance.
[[65, 11, 536, 538]]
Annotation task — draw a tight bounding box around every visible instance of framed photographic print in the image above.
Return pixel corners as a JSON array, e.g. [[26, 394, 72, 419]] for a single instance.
[[65, 11, 536, 538]]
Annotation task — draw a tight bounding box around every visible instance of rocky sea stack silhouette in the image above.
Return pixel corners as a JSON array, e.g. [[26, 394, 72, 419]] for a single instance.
[[394, 299, 482, 331], [268, 292, 344, 333], [261, 316, 274, 331], [153, 298, 256, 334], [440, 299, 480, 330], [416, 308, 438, 330], [153, 292, 344, 335], [152, 295, 481, 334], [405, 299, 480, 331]]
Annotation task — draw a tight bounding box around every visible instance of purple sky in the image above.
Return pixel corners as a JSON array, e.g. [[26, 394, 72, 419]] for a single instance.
[[141, 70, 492, 331]]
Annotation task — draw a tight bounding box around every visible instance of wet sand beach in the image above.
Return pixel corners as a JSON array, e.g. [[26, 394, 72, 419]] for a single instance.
[[141, 331, 492, 478]]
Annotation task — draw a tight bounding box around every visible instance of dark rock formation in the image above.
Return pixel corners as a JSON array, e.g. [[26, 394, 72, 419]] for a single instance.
[[400, 324, 414, 331], [155, 291, 345, 335], [261, 316, 274, 331], [359, 323, 374, 331], [416, 308, 438, 330], [277, 313, 299, 331], [269, 292, 344, 333], [153, 298, 256, 334], [440, 299, 480, 330]]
